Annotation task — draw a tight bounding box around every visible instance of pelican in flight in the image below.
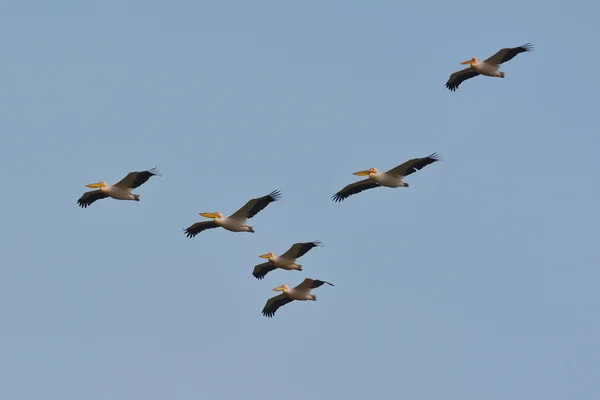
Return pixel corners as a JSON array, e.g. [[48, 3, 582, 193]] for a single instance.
[[446, 43, 533, 91], [253, 241, 322, 280], [262, 278, 334, 318], [332, 153, 440, 202], [77, 168, 161, 208], [184, 190, 282, 238]]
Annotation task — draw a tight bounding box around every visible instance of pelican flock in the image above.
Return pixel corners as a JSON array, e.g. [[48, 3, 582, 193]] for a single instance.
[[76, 41, 534, 318]]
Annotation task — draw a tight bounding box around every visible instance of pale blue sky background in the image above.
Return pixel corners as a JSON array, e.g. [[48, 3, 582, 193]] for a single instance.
[[1, 1, 599, 399]]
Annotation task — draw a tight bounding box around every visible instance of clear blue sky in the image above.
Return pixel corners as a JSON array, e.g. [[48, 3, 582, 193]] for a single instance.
[[1, 1, 598, 399]]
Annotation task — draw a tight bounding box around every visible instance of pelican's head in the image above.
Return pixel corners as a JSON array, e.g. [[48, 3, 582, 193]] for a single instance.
[[199, 211, 224, 219], [86, 181, 107, 189], [273, 284, 289, 292], [259, 252, 276, 260], [353, 167, 378, 176], [461, 57, 479, 65]]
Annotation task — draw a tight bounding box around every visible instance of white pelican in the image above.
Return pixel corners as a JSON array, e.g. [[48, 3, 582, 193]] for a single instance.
[[446, 43, 533, 91], [77, 168, 161, 208], [253, 241, 322, 280], [184, 190, 282, 238], [332, 153, 440, 202], [262, 278, 334, 318]]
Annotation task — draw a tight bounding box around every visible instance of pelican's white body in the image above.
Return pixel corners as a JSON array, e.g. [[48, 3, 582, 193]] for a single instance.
[[282, 286, 316, 301], [471, 60, 504, 78], [214, 216, 253, 232], [368, 171, 408, 188], [101, 185, 138, 201], [268, 255, 301, 271]]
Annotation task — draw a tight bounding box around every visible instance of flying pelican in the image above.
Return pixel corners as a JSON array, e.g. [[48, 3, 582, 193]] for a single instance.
[[332, 153, 440, 202], [262, 278, 334, 318], [77, 168, 161, 208], [446, 43, 533, 91], [253, 241, 322, 280], [184, 190, 281, 238]]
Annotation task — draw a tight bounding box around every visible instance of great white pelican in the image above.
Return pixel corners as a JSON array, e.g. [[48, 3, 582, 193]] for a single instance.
[[332, 153, 440, 202], [77, 168, 161, 208], [253, 241, 322, 280], [446, 43, 533, 91], [184, 190, 282, 238], [262, 278, 334, 318]]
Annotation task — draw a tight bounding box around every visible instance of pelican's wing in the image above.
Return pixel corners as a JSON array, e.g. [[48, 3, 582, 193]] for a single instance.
[[184, 221, 219, 238], [386, 153, 440, 177], [294, 278, 334, 292], [331, 179, 380, 203], [114, 168, 161, 189], [229, 190, 282, 222], [446, 68, 480, 91], [77, 189, 110, 208], [484, 43, 533, 65], [280, 241, 322, 260], [253, 262, 278, 280], [262, 293, 294, 318]]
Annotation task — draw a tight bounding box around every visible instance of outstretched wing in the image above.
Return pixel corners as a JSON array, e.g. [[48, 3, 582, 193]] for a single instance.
[[183, 221, 219, 238], [77, 189, 109, 208], [446, 68, 480, 91], [280, 241, 322, 260], [386, 153, 440, 177], [262, 293, 294, 318], [295, 278, 334, 292], [229, 190, 282, 222], [331, 179, 380, 203], [484, 43, 533, 65], [253, 262, 278, 280], [114, 168, 161, 189]]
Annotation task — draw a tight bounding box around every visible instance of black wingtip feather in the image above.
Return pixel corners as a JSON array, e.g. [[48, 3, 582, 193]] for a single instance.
[[311, 279, 335, 288], [521, 42, 534, 51], [268, 189, 282, 201], [183, 229, 197, 239], [146, 167, 162, 177], [304, 240, 324, 249], [445, 83, 457, 91], [428, 152, 441, 161], [331, 193, 346, 202]]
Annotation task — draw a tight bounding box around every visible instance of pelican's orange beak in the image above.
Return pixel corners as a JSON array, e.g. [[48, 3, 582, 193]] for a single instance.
[[259, 254, 271, 259], [272, 286, 285, 292], [86, 182, 105, 188], [353, 169, 373, 176], [461, 59, 475, 65], [199, 212, 218, 219]]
